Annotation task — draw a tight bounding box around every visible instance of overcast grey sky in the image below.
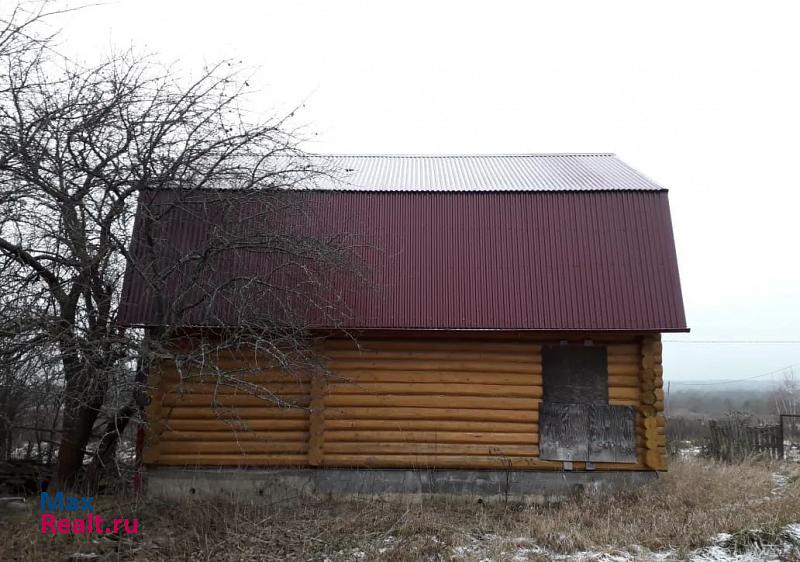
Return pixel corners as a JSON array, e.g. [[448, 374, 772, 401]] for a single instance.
[[41, 0, 800, 384]]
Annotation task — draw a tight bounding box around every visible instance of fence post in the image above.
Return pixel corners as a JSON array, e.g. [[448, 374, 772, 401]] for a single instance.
[[779, 415, 785, 460]]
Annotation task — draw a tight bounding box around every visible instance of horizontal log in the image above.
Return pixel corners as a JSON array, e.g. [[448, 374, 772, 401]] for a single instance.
[[326, 382, 541, 398], [655, 389, 665, 401], [163, 383, 310, 395], [324, 394, 539, 410], [160, 369, 311, 384], [606, 344, 641, 355], [327, 351, 637, 367], [608, 387, 641, 401], [176, 346, 304, 357], [160, 441, 308, 454], [330, 364, 637, 383], [325, 350, 540, 363], [323, 442, 538, 456], [324, 431, 538, 445], [324, 339, 543, 353], [326, 407, 538, 423], [608, 399, 639, 407], [607, 364, 642, 376], [326, 371, 541, 385], [155, 454, 308, 466], [322, 454, 555, 470], [162, 406, 308, 420], [195, 358, 311, 372], [607, 356, 642, 366], [608, 375, 641, 388], [161, 431, 309, 442], [165, 419, 309, 431], [327, 359, 536, 374], [162, 394, 311, 408], [323, 419, 537, 433], [161, 375, 313, 387]]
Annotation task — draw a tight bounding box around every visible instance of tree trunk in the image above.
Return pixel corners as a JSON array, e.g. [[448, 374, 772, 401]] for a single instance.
[[53, 403, 100, 490], [53, 365, 105, 491], [90, 348, 152, 489], [85, 400, 136, 490]]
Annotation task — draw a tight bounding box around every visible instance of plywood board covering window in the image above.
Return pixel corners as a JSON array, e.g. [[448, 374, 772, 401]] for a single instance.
[[540, 344, 637, 463]]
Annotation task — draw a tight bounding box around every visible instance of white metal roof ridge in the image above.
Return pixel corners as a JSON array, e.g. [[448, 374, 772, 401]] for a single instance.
[[300, 154, 664, 192]]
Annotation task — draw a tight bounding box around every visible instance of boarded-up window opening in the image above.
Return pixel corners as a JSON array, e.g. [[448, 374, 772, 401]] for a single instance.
[[539, 345, 637, 464], [540, 403, 636, 463], [539, 402, 588, 462], [542, 345, 608, 404]]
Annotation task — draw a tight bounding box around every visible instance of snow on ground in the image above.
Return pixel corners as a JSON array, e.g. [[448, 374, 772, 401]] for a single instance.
[[322, 524, 800, 562]]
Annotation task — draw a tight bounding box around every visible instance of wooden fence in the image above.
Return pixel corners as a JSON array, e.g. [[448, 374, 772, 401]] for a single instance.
[[708, 418, 783, 462], [782, 414, 800, 461]]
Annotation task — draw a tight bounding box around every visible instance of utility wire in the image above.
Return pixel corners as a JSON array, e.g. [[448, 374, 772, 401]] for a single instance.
[[668, 363, 800, 386], [663, 340, 800, 344]]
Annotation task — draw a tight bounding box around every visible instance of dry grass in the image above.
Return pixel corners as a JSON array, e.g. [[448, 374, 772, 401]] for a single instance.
[[1, 457, 799, 561]]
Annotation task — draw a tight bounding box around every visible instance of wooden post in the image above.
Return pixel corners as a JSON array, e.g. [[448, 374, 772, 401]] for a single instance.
[[308, 374, 326, 466]]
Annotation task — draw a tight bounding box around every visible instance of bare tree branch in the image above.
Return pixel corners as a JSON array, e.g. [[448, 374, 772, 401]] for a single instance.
[[0, 2, 360, 490]]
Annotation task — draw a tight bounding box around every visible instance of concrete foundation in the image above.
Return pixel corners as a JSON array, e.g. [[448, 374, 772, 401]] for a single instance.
[[145, 467, 658, 503]]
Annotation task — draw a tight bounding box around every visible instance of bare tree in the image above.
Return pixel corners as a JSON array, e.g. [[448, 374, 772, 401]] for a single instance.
[[772, 368, 799, 416], [0, 3, 357, 489], [0, 1, 60, 59]]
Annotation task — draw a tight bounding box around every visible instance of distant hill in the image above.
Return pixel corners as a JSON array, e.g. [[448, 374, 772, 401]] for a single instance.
[[665, 386, 791, 418]]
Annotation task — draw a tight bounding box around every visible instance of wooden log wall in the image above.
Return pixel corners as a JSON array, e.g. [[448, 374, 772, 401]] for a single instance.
[[148, 360, 312, 466], [144, 334, 667, 471], [640, 335, 667, 469], [321, 339, 543, 469]]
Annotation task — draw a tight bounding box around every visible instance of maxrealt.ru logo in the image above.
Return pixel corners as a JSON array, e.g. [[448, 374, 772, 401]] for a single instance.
[[40, 492, 138, 535]]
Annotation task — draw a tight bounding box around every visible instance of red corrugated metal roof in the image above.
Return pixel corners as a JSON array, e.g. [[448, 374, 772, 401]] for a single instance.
[[118, 189, 687, 332]]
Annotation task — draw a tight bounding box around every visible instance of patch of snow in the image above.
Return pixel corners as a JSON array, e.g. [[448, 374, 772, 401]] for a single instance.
[[319, 522, 800, 562], [786, 524, 800, 540], [680, 446, 703, 459], [711, 533, 733, 545], [511, 547, 546, 561], [689, 545, 783, 562]]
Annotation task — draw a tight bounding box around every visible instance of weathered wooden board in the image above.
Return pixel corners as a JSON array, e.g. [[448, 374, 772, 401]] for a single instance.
[[540, 403, 636, 464], [539, 402, 589, 461], [542, 345, 608, 403], [588, 405, 637, 463]]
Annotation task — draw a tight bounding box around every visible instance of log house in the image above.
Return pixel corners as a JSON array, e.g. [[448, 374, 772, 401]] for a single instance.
[[119, 154, 686, 497]]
